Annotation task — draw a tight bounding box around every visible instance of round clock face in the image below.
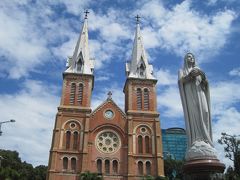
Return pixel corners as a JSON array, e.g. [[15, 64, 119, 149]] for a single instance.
[[105, 110, 114, 119]]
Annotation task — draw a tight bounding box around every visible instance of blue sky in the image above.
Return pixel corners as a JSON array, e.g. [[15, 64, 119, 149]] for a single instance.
[[0, 0, 240, 168]]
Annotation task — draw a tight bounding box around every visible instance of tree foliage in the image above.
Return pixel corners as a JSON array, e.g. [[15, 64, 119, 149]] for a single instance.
[[164, 158, 184, 180], [142, 175, 168, 180], [80, 171, 103, 180], [0, 149, 47, 180], [218, 132, 240, 177]]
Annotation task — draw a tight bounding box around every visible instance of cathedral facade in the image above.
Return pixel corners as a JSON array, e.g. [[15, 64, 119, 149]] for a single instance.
[[47, 15, 164, 180]]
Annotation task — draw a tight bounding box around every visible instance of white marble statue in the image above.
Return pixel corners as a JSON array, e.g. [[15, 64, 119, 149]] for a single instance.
[[178, 53, 217, 160]]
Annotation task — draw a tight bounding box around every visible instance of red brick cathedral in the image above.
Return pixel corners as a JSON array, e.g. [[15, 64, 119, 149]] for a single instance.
[[47, 14, 164, 180]]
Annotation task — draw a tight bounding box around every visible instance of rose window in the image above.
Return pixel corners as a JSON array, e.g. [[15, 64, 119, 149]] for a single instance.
[[96, 131, 120, 153]]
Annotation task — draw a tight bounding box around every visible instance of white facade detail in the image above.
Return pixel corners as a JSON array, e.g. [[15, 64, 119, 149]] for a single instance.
[[65, 19, 94, 74], [126, 23, 155, 80]]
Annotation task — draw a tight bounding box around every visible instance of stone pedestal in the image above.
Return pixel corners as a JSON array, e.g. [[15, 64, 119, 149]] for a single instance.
[[183, 158, 225, 180]]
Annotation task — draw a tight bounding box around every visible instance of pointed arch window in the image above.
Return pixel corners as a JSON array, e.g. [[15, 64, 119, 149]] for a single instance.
[[137, 88, 142, 110], [71, 158, 77, 171], [63, 157, 68, 170], [146, 161, 151, 175], [143, 88, 149, 110], [138, 135, 143, 154], [97, 159, 102, 174], [145, 136, 151, 154], [73, 131, 78, 150], [77, 83, 83, 105], [77, 52, 83, 72], [77, 60, 83, 72], [66, 131, 71, 149], [70, 83, 76, 105], [105, 160, 110, 174], [139, 63, 145, 77], [113, 160, 118, 174], [138, 58, 146, 78], [138, 161, 143, 175]]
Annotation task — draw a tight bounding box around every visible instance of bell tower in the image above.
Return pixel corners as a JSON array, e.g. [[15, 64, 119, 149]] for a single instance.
[[47, 11, 94, 180], [124, 16, 164, 179]]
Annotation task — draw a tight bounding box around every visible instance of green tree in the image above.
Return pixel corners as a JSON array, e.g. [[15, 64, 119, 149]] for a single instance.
[[34, 165, 48, 180], [224, 166, 240, 180], [218, 133, 240, 177], [155, 176, 169, 180], [164, 158, 184, 180], [0, 149, 47, 180], [80, 171, 103, 180], [142, 175, 154, 180]]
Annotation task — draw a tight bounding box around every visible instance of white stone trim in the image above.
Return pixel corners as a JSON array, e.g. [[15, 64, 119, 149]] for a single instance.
[[95, 129, 121, 155], [61, 119, 83, 130], [133, 124, 153, 134]]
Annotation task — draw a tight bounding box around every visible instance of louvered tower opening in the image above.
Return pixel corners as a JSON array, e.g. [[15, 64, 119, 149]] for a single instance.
[[70, 83, 76, 105], [137, 88, 142, 110]]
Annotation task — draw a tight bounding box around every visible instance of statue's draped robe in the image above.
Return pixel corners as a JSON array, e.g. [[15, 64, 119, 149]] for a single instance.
[[178, 62, 213, 149]]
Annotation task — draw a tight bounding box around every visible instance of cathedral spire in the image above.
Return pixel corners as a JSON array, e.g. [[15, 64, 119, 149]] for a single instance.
[[65, 10, 94, 74], [126, 16, 155, 79]]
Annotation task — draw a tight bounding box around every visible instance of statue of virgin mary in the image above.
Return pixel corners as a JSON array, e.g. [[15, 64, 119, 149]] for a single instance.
[[178, 53, 217, 160]]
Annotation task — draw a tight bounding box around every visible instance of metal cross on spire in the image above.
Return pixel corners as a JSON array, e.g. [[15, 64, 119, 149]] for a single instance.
[[84, 9, 90, 19], [135, 14, 141, 24], [107, 91, 112, 99]]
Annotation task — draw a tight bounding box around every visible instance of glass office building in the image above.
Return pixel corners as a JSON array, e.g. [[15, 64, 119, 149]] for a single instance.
[[162, 128, 187, 160]]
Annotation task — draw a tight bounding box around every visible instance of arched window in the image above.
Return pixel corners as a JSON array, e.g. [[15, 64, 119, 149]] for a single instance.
[[139, 61, 145, 78], [77, 84, 83, 105], [143, 89, 149, 110], [71, 158, 77, 171], [113, 160, 118, 174], [105, 159, 110, 174], [66, 131, 71, 149], [97, 159, 102, 174], [137, 88, 142, 110], [146, 161, 151, 175], [73, 131, 78, 150], [77, 59, 83, 72], [70, 83, 76, 105], [138, 135, 143, 154], [145, 136, 150, 154], [138, 161, 143, 175], [63, 157, 68, 170]]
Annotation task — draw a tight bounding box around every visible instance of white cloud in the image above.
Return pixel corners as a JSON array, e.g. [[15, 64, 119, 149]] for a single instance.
[[0, 80, 59, 166], [155, 68, 177, 86], [1, 0, 236, 79], [89, 40, 112, 69], [0, 1, 63, 78], [213, 107, 240, 168], [211, 81, 240, 115], [52, 9, 132, 70], [0, 1, 90, 79], [155, 68, 182, 118], [138, 0, 237, 62], [207, 0, 238, 5], [141, 27, 160, 49], [95, 72, 113, 81], [52, 0, 90, 16], [210, 81, 240, 168], [92, 84, 124, 111], [0, 5, 49, 78], [229, 67, 240, 76], [157, 86, 183, 118], [89, 9, 130, 42], [155, 69, 240, 167]]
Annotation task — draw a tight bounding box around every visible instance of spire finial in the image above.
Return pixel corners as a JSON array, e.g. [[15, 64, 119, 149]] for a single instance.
[[135, 14, 141, 24], [84, 9, 90, 19], [107, 91, 112, 99]]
